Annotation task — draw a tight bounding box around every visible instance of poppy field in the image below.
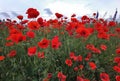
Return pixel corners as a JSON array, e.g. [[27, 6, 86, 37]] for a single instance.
[[0, 8, 120, 81]]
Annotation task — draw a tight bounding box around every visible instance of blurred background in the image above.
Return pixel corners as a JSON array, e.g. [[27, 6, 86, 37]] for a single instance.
[[0, 0, 120, 21]]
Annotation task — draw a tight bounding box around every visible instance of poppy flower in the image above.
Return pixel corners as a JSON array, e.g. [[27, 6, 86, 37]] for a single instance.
[[114, 57, 120, 63], [100, 72, 110, 81], [17, 15, 23, 20], [26, 31, 35, 38], [89, 62, 97, 70], [65, 59, 72, 67], [116, 75, 120, 81], [55, 13, 63, 19], [38, 38, 50, 49], [57, 72, 66, 81], [77, 55, 82, 62], [51, 36, 61, 49], [20, 20, 29, 24], [7, 33, 26, 44], [37, 17, 44, 26], [37, 52, 45, 58], [27, 21, 40, 30], [77, 76, 84, 81], [116, 48, 120, 55], [76, 27, 90, 38], [47, 73, 52, 79], [71, 14, 76, 17], [69, 52, 75, 59], [100, 44, 107, 51], [74, 67, 78, 71], [113, 66, 120, 73], [5, 42, 14, 46], [28, 46, 37, 56], [26, 8, 40, 18], [0, 56, 5, 61], [79, 65, 84, 70], [7, 50, 17, 57]]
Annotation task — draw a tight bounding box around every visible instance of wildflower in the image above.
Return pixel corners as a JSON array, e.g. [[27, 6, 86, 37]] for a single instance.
[[65, 59, 72, 67], [37, 52, 45, 58], [38, 38, 50, 49], [0, 56, 5, 61], [26, 8, 40, 18], [27, 21, 40, 30], [100, 44, 107, 51], [55, 13, 63, 18], [100, 72, 110, 81], [113, 66, 120, 73], [28, 46, 37, 56], [116, 48, 120, 55], [76, 27, 90, 38], [89, 62, 97, 70], [7, 50, 16, 57], [77, 76, 84, 81], [116, 75, 120, 81], [57, 72, 66, 81], [26, 31, 35, 38], [17, 15, 23, 20], [51, 36, 61, 49]]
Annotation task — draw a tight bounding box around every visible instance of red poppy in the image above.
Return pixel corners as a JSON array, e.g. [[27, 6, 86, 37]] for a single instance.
[[77, 55, 82, 62], [71, 14, 76, 17], [116, 75, 120, 81], [5, 42, 14, 46], [26, 8, 40, 18], [113, 66, 120, 73], [47, 73, 52, 79], [55, 13, 63, 18], [26, 31, 35, 38], [77, 76, 84, 81], [38, 38, 50, 49], [114, 57, 120, 63], [85, 52, 92, 61], [100, 72, 110, 81], [76, 27, 90, 38], [65, 59, 72, 67], [97, 32, 110, 40], [0, 56, 5, 61], [108, 21, 116, 27], [17, 15, 23, 20], [81, 15, 88, 20], [91, 48, 101, 54], [100, 44, 107, 51], [69, 52, 77, 61], [89, 62, 97, 70], [69, 52, 75, 59], [28, 46, 37, 56], [74, 67, 78, 71], [7, 33, 26, 44], [37, 17, 44, 26], [7, 50, 17, 57], [57, 72, 66, 81], [51, 36, 61, 49], [116, 48, 120, 55], [20, 20, 29, 24], [86, 44, 95, 50], [116, 28, 120, 33], [27, 21, 40, 30], [37, 52, 45, 58], [16, 24, 25, 30], [79, 64, 84, 70]]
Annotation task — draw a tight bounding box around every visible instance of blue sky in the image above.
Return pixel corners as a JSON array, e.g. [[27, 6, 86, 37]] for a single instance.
[[0, 0, 120, 19]]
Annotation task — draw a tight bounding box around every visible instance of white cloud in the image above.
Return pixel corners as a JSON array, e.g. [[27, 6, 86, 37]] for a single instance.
[[46, 1, 92, 17]]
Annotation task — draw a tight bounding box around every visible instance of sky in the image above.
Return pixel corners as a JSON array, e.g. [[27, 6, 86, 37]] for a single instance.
[[0, 0, 120, 19]]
